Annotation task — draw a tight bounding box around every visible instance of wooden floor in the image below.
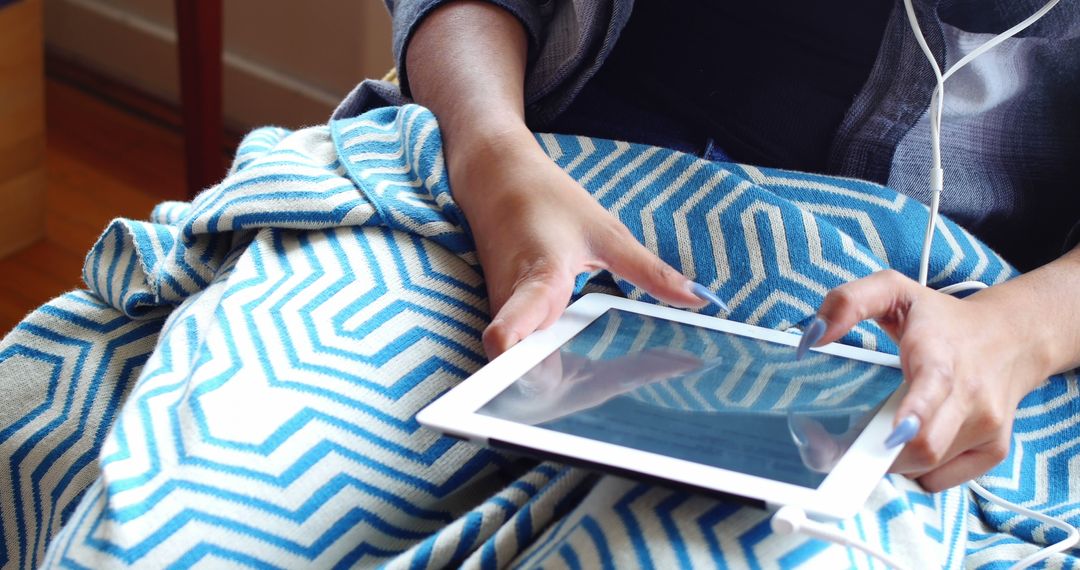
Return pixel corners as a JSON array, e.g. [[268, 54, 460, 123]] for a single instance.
[[0, 78, 187, 337]]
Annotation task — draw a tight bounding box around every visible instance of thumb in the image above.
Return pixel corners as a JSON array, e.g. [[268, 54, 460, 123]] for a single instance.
[[483, 267, 574, 359]]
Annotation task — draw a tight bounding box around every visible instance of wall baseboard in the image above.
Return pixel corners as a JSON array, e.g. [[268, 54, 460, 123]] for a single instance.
[[46, 52, 245, 153], [44, 0, 369, 130]]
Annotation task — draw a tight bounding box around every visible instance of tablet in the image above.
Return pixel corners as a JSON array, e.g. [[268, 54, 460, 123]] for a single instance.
[[417, 293, 906, 521]]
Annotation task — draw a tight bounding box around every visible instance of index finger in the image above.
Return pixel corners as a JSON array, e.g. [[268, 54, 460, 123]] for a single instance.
[[811, 269, 922, 346], [591, 223, 708, 309]]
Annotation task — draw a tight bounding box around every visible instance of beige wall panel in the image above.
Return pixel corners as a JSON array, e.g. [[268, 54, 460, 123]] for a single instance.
[[44, 0, 394, 129]]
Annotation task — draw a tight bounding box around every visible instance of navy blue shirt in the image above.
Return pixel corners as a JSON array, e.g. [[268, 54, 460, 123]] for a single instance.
[[543, 0, 1080, 270], [549, 0, 895, 173]]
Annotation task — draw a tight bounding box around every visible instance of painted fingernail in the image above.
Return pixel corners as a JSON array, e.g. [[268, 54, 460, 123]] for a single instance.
[[795, 317, 827, 360], [885, 415, 921, 449], [689, 282, 730, 312]]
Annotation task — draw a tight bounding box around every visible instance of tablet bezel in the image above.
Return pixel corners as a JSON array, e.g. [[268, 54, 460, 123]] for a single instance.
[[417, 293, 906, 521]]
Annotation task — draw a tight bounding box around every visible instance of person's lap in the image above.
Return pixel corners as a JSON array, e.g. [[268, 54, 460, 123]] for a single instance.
[[3, 225, 946, 568], [2, 103, 1042, 568]]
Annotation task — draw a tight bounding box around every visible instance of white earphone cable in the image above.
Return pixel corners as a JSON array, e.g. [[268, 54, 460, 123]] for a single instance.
[[771, 505, 908, 569], [969, 480, 1080, 570], [901, 0, 1060, 286]]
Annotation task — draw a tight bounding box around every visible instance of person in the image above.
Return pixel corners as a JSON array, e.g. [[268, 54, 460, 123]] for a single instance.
[[369, 0, 1080, 494], [0, 2, 1075, 567]]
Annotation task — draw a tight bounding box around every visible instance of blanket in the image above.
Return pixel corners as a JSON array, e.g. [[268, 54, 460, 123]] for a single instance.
[[2, 104, 1077, 569]]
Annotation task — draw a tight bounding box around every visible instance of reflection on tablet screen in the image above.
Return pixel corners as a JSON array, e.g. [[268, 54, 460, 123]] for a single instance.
[[478, 309, 902, 489]]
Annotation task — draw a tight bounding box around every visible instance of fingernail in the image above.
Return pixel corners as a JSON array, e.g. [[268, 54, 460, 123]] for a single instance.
[[795, 317, 827, 360], [689, 282, 730, 312], [885, 415, 921, 449]]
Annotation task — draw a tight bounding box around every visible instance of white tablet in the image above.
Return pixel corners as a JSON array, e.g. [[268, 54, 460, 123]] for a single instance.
[[417, 293, 906, 521]]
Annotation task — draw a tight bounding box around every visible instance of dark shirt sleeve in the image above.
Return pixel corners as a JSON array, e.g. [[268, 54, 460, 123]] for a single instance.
[[384, 0, 545, 98]]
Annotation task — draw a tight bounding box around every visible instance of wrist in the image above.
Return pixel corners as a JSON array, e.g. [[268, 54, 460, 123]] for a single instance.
[[976, 250, 1080, 381], [968, 286, 1059, 397], [445, 111, 535, 158], [444, 116, 544, 189]]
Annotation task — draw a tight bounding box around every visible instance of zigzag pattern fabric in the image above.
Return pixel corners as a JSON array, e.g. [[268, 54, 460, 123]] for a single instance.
[[1, 104, 1076, 568]]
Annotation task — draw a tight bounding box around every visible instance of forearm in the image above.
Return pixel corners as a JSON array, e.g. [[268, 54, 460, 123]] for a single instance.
[[405, 0, 541, 189], [970, 245, 1080, 378]]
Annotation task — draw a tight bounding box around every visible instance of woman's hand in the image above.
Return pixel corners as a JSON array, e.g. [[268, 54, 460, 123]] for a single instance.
[[802, 269, 1057, 492], [404, 1, 706, 359], [449, 129, 705, 358]]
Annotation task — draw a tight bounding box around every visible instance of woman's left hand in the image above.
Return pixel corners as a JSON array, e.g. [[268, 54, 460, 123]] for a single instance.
[[802, 269, 1052, 492]]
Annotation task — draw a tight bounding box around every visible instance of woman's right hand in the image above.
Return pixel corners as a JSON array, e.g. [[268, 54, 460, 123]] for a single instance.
[[448, 126, 706, 358]]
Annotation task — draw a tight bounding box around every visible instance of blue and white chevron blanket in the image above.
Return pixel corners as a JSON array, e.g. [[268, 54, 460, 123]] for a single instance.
[[2, 104, 1078, 569]]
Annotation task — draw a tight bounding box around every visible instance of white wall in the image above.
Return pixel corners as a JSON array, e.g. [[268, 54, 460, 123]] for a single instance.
[[45, 0, 394, 129]]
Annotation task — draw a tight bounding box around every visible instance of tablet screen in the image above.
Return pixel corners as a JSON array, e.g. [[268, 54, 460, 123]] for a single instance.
[[478, 309, 903, 488]]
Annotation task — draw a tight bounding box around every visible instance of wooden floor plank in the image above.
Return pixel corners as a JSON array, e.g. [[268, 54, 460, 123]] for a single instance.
[[0, 77, 187, 336], [45, 80, 185, 204], [0, 240, 83, 327]]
